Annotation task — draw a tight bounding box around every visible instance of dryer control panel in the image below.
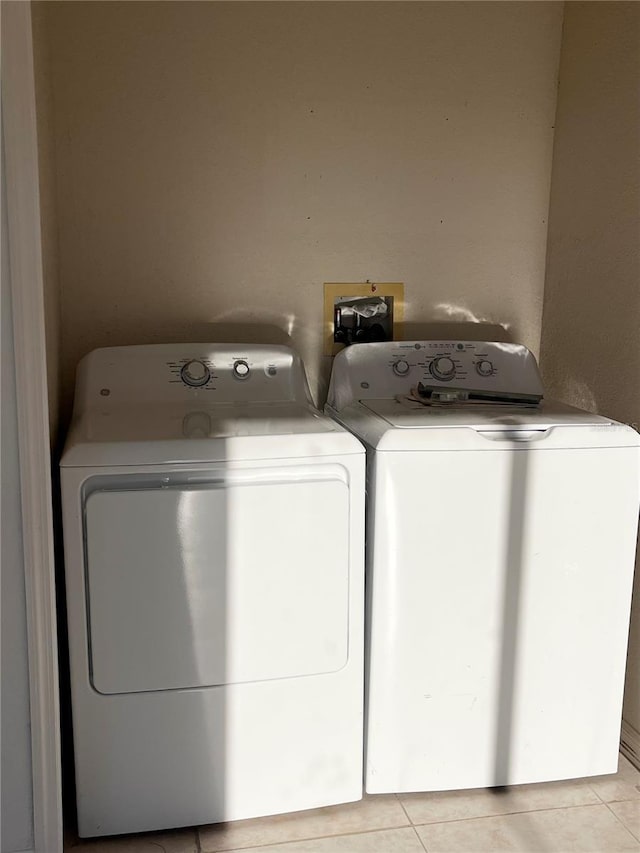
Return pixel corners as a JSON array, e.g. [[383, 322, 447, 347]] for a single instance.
[[73, 344, 314, 409], [327, 341, 544, 411]]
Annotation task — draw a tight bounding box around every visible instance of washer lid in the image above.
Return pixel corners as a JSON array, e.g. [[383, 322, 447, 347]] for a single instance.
[[361, 398, 613, 431], [61, 402, 363, 467], [333, 398, 639, 451]]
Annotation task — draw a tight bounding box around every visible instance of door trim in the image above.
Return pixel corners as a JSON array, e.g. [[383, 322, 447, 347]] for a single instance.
[[1, 3, 63, 852]]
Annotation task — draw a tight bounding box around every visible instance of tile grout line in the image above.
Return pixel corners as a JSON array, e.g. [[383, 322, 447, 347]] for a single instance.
[[198, 823, 421, 853], [410, 824, 430, 853], [395, 792, 416, 827], [394, 780, 629, 830], [587, 769, 640, 807], [601, 801, 640, 845], [394, 794, 431, 853], [408, 799, 613, 829], [587, 777, 613, 807]]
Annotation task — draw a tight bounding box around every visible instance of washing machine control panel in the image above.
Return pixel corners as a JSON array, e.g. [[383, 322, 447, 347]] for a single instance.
[[327, 341, 544, 411], [77, 344, 314, 407]]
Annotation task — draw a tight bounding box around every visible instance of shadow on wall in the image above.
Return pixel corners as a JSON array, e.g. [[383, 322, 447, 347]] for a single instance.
[[92, 319, 294, 349], [401, 321, 512, 343], [195, 322, 292, 347]]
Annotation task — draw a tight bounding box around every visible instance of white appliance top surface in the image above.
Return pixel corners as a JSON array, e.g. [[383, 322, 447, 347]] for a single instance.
[[72, 402, 341, 442], [325, 341, 639, 450], [361, 398, 612, 430], [335, 398, 638, 451], [62, 344, 363, 466]]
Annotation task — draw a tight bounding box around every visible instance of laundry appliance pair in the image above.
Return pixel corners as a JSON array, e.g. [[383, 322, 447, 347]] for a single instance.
[[61, 341, 640, 838]]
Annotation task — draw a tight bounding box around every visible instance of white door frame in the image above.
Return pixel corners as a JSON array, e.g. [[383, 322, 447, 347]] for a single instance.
[[1, 3, 63, 852]]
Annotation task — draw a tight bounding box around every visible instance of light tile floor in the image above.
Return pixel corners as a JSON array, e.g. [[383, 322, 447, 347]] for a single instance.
[[64, 755, 640, 853]]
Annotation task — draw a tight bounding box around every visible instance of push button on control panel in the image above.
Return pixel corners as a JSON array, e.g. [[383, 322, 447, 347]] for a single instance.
[[181, 359, 211, 387], [233, 360, 250, 379]]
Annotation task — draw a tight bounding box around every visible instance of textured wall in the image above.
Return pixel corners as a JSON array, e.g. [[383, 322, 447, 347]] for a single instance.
[[32, 1, 62, 448], [540, 2, 640, 740], [1, 126, 34, 853], [38, 0, 562, 415]]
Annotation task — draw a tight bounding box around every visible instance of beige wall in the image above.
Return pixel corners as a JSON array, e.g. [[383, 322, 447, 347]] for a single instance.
[[32, 1, 62, 447], [37, 0, 563, 416], [540, 3, 640, 743]]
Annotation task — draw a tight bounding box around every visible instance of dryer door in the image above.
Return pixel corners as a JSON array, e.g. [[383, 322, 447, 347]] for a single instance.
[[84, 467, 350, 694]]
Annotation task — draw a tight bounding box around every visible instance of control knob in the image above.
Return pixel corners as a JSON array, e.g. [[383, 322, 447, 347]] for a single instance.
[[392, 359, 411, 376], [233, 360, 250, 379], [476, 359, 494, 377], [181, 359, 210, 387], [430, 356, 456, 381]]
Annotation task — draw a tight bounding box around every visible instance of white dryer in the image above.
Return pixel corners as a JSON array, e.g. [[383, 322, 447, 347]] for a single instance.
[[61, 344, 365, 837], [326, 340, 640, 794]]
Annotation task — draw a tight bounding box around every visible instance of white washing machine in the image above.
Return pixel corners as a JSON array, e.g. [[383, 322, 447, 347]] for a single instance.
[[326, 340, 640, 794], [61, 343, 365, 837]]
